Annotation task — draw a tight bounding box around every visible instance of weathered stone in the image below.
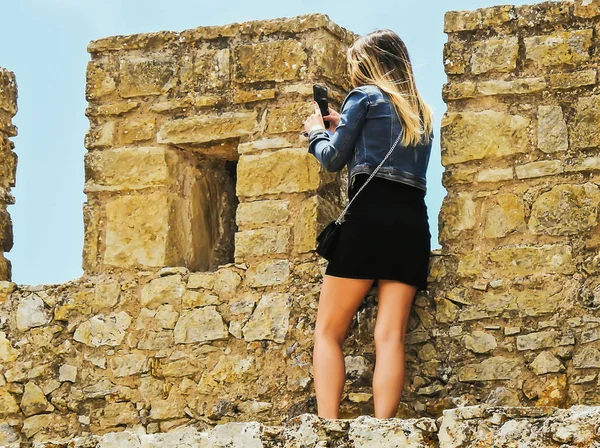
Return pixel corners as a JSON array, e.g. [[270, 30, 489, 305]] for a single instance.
[[103, 192, 172, 267], [435, 297, 460, 323], [488, 245, 574, 276], [0, 331, 17, 362], [439, 192, 476, 240], [21, 382, 53, 416], [237, 149, 321, 197], [238, 137, 292, 155], [157, 112, 257, 147], [234, 40, 306, 83], [233, 89, 276, 104], [516, 161, 563, 180], [537, 106, 568, 153], [86, 61, 116, 100], [187, 272, 215, 290], [463, 331, 497, 354], [0, 388, 18, 417], [246, 259, 290, 287], [549, 69, 597, 90], [85, 147, 172, 192], [267, 102, 314, 134], [141, 275, 185, 309], [73, 311, 132, 347], [116, 118, 155, 145], [242, 293, 292, 343], [458, 357, 521, 382], [180, 48, 231, 91], [16, 294, 51, 331], [477, 167, 513, 183], [182, 290, 220, 308], [444, 6, 516, 32], [573, 95, 600, 149], [471, 36, 518, 75], [573, 346, 600, 369], [528, 184, 600, 236], [90, 100, 139, 116], [516, 330, 559, 351], [484, 193, 525, 238], [213, 269, 242, 299], [174, 307, 228, 343], [99, 401, 139, 429], [236, 200, 290, 227], [443, 41, 471, 75], [118, 55, 176, 97], [530, 351, 564, 375], [109, 353, 148, 377], [59, 364, 77, 383], [94, 280, 121, 309], [234, 227, 290, 259], [525, 30, 593, 67], [477, 78, 546, 97], [84, 121, 115, 149], [441, 111, 529, 165]]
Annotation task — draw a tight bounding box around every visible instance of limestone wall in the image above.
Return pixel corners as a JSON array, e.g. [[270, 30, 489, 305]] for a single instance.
[[431, 0, 600, 409], [0, 69, 17, 281]]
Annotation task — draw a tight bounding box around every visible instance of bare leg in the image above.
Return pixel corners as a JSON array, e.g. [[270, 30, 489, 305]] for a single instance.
[[313, 275, 374, 418], [372, 280, 417, 418]]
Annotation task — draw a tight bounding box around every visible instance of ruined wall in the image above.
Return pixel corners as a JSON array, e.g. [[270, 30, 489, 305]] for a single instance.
[[0, 69, 17, 281], [429, 0, 600, 410]]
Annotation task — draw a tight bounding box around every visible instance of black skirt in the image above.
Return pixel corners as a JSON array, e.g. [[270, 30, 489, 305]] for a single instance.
[[324, 173, 431, 290]]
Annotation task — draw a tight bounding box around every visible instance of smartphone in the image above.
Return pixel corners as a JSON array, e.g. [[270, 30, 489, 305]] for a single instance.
[[313, 84, 330, 129]]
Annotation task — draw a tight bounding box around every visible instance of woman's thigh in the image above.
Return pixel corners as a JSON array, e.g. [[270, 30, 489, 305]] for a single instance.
[[314, 275, 375, 344]]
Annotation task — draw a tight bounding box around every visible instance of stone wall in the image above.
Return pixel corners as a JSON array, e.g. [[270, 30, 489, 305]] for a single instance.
[[432, 0, 600, 410], [0, 69, 17, 281], [6, 2, 600, 447]]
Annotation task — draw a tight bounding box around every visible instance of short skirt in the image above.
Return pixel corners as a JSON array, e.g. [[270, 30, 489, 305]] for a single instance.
[[324, 173, 431, 290]]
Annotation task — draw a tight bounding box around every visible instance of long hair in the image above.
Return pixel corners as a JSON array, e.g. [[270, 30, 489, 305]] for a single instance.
[[347, 29, 433, 147]]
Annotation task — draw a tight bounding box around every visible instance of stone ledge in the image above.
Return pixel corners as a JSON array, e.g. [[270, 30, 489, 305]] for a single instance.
[[87, 14, 356, 54], [28, 405, 600, 447]]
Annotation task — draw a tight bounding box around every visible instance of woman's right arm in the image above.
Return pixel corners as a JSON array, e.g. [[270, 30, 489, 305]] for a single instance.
[[308, 88, 370, 172]]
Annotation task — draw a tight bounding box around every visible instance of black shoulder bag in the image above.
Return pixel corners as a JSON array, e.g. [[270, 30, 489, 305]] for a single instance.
[[315, 132, 403, 260]]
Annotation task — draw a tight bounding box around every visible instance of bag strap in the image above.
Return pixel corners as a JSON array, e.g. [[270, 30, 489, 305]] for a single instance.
[[335, 131, 402, 224]]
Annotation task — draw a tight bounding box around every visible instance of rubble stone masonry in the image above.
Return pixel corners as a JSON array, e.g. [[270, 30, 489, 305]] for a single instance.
[[4, 2, 600, 446]]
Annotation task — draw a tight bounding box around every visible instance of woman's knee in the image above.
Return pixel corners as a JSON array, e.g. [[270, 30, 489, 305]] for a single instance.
[[374, 324, 406, 348], [314, 324, 346, 346]]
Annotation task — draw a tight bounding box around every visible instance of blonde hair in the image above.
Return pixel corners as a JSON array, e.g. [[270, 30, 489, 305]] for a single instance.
[[347, 29, 433, 147]]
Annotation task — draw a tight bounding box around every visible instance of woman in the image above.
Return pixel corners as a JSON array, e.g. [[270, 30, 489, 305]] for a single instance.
[[303, 29, 433, 419]]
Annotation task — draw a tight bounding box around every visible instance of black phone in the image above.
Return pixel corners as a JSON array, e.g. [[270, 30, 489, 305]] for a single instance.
[[313, 84, 330, 129]]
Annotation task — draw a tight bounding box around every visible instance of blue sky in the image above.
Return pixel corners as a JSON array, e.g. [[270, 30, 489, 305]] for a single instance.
[[3, 0, 531, 285]]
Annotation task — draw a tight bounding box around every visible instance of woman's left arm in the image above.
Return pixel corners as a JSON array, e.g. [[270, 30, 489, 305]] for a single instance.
[[307, 88, 370, 172]]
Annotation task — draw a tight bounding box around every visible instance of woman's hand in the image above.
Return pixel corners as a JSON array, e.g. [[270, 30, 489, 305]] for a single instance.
[[323, 107, 340, 132], [303, 102, 326, 135]]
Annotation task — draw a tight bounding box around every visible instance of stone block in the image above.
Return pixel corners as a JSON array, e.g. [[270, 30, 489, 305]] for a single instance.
[[236, 200, 290, 227], [103, 192, 172, 267], [484, 193, 525, 238], [118, 55, 177, 98], [293, 196, 319, 253], [574, 0, 600, 18], [548, 69, 596, 90], [180, 48, 230, 91], [84, 121, 115, 149], [237, 148, 321, 197], [443, 41, 470, 75], [573, 95, 600, 149], [234, 227, 290, 259], [266, 102, 314, 134], [73, 311, 132, 347], [458, 357, 521, 382], [537, 106, 568, 153], [444, 6, 516, 32], [471, 36, 519, 75], [476, 167, 513, 183], [174, 306, 228, 343], [525, 30, 593, 67], [157, 111, 257, 146], [116, 117, 155, 145], [85, 60, 116, 100], [242, 293, 292, 343], [528, 183, 600, 236], [441, 111, 529, 165], [234, 40, 306, 83], [488, 244, 574, 276], [438, 192, 476, 240], [84, 146, 174, 192], [515, 160, 563, 179], [233, 88, 276, 104], [245, 259, 290, 287], [516, 330, 559, 351]]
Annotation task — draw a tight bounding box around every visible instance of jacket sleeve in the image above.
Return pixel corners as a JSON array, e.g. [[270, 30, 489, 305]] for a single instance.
[[308, 88, 370, 172]]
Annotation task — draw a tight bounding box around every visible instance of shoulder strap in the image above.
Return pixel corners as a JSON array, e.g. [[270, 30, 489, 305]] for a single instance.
[[335, 131, 402, 224]]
